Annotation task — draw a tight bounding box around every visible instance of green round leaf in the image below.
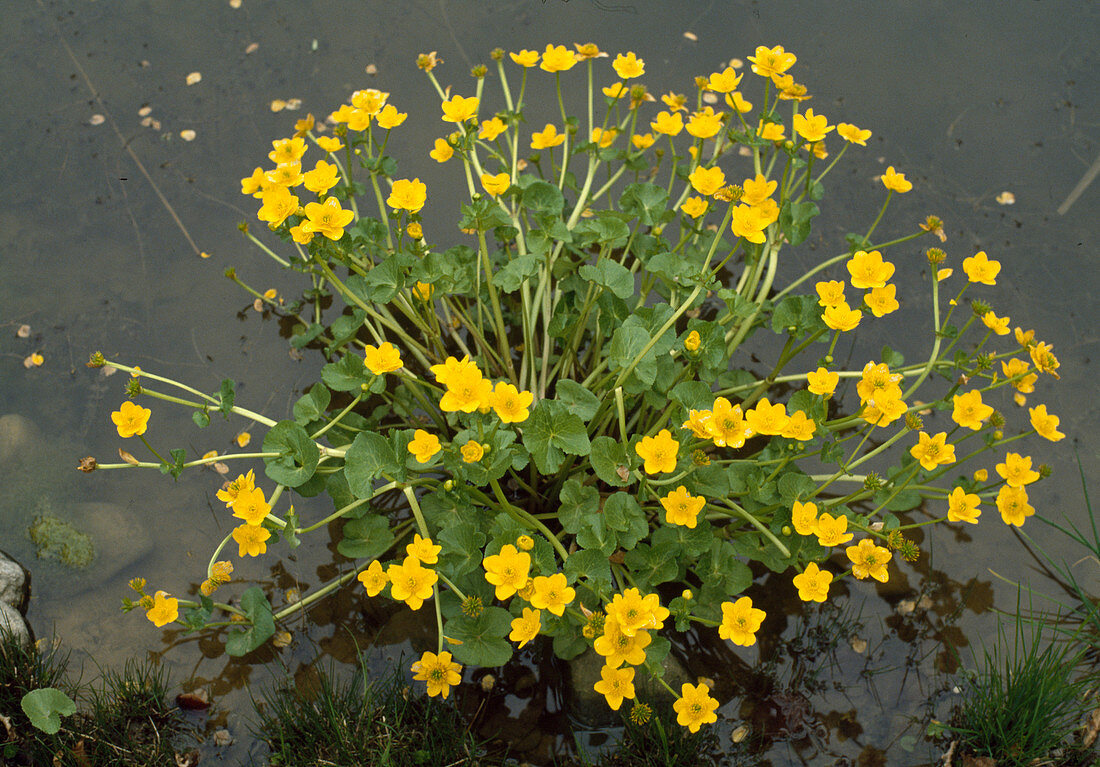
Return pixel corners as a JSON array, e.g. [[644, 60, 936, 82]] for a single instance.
[[21, 688, 76, 734], [263, 420, 320, 488]]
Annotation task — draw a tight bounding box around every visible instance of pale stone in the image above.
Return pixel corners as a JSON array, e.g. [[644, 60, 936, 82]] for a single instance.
[[0, 551, 28, 611], [0, 601, 31, 647], [0, 414, 41, 464]]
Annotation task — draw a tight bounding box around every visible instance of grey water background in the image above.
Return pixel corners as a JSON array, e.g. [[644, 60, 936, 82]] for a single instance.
[[1, 0, 1098, 762]]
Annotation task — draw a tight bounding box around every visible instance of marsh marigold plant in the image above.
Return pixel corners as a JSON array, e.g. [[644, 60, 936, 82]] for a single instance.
[[90, 43, 1064, 732]]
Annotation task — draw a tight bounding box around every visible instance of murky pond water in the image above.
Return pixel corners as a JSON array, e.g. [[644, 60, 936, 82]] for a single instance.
[[2, 0, 1098, 763]]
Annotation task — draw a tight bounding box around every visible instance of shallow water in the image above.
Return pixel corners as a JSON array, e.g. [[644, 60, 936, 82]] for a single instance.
[[2, 0, 1098, 763]]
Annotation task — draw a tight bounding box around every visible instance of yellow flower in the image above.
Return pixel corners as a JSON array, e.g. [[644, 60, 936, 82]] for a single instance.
[[407, 429, 442, 463], [822, 302, 862, 332], [881, 165, 912, 193], [1029, 404, 1065, 442], [792, 562, 832, 602], [406, 533, 441, 565], [268, 136, 307, 164], [375, 104, 407, 130], [781, 410, 816, 441], [866, 284, 899, 317], [483, 544, 531, 600], [792, 108, 833, 142], [265, 161, 304, 187], [791, 500, 819, 536], [516, 535, 534, 551], [594, 617, 651, 668], [478, 116, 507, 141], [719, 596, 765, 646], [357, 560, 388, 596], [684, 330, 701, 352], [531, 124, 565, 150], [806, 367, 839, 397], [217, 470, 255, 506], [858, 361, 903, 406], [590, 127, 618, 148], [686, 107, 723, 139], [406, 222, 423, 239], [241, 166, 269, 197], [937, 268, 954, 281], [510, 49, 539, 67], [635, 429, 679, 474], [650, 110, 684, 136], [748, 45, 797, 79], [290, 223, 313, 244], [386, 556, 437, 610], [351, 88, 389, 115], [386, 178, 427, 213], [460, 440, 484, 463], [847, 250, 895, 289], [540, 44, 578, 73], [996, 452, 1039, 488], [145, 590, 179, 628], [509, 607, 542, 648], [1029, 341, 1060, 378], [530, 573, 575, 616], [660, 486, 706, 528], [661, 92, 688, 112], [741, 174, 777, 206], [974, 468, 989, 482], [573, 42, 605, 61], [673, 682, 719, 733], [257, 187, 299, 228], [302, 160, 340, 195], [947, 486, 981, 524], [1015, 327, 1036, 347], [429, 138, 454, 163], [481, 172, 511, 196], [845, 539, 892, 582], [315, 135, 344, 153], [744, 397, 789, 436], [705, 397, 751, 448], [814, 280, 846, 308], [603, 82, 628, 99], [231, 486, 270, 526], [706, 66, 743, 93], [681, 197, 708, 219], [111, 400, 151, 438], [612, 51, 645, 79], [363, 342, 403, 375], [490, 381, 534, 423], [724, 91, 753, 113], [997, 485, 1034, 527], [962, 251, 1001, 285], [1002, 358, 1037, 393], [594, 664, 636, 711], [440, 94, 479, 123], [232, 523, 271, 557], [952, 390, 995, 431], [630, 132, 655, 150], [236, 431, 252, 448], [730, 203, 773, 244], [861, 397, 907, 427], [300, 196, 354, 240], [910, 432, 956, 471], [757, 120, 785, 141], [439, 366, 492, 413], [411, 281, 434, 301], [688, 166, 726, 196], [814, 512, 854, 547], [837, 123, 872, 145], [982, 311, 1011, 336], [411, 650, 462, 699]]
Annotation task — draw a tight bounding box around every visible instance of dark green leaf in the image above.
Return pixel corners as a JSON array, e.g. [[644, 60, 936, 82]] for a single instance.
[[521, 400, 591, 474], [554, 380, 601, 421], [225, 586, 276, 657], [292, 384, 331, 425], [217, 379, 236, 418], [21, 688, 76, 734], [578, 260, 635, 300], [445, 607, 513, 666], [337, 514, 396, 559], [589, 436, 633, 487], [344, 431, 401, 498], [619, 182, 670, 226], [263, 421, 320, 487]]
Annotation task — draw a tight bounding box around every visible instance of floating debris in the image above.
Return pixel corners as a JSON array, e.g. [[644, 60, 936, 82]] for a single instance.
[[16, 324, 30, 338], [236, 432, 251, 448], [272, 631, 292, 648], [179, 129, 197, 141], [186, 71, 202, 86], [23, 353, 43, 368], [138, 105, 153, 117], [88, 114, 105, 126], [683, 31, 698, 42], [245, 42, 259, 55], [995, 190, 1015, 205], [365, 63, 378, 75]]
